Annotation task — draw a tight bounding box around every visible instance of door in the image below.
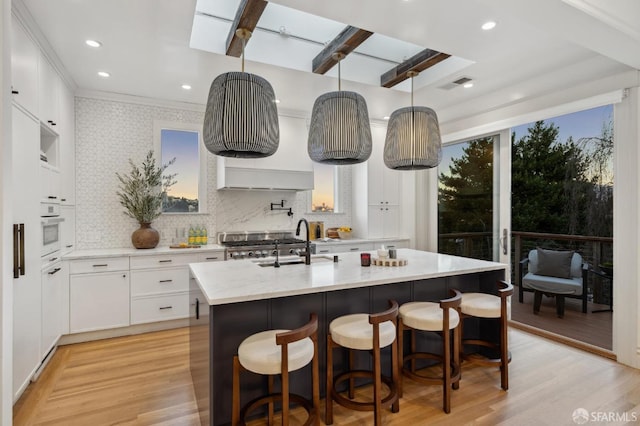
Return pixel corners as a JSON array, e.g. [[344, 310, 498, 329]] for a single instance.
[[437, 131, 511, 263], [12, 105, 43, 399]]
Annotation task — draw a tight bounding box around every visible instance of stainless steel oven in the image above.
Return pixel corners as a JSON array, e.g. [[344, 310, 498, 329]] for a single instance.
[[40, 202, 63, 258]]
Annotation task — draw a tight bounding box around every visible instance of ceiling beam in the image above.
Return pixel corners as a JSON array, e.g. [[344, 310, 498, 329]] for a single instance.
[[225, 0, 268, 57], [312, 26, 374, 74], [380, 49, 451, 88]]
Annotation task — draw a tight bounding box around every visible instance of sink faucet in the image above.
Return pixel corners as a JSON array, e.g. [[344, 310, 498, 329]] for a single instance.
[[296, 219, 311, 265]]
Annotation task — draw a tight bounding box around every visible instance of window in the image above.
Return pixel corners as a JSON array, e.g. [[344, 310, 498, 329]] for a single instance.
[[154, 121, 207, 214], [311, 163, 337, 212]]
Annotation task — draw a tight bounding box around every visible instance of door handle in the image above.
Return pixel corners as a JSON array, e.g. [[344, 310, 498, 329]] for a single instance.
[[13, 224, 20, 278]]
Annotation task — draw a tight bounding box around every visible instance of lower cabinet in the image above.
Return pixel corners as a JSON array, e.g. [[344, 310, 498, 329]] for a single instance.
[[41, 260, 63, 359], [69, 269, 130, 333]]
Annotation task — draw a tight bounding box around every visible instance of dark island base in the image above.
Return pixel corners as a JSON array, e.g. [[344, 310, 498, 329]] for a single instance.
[[190, 270, 505, 426]]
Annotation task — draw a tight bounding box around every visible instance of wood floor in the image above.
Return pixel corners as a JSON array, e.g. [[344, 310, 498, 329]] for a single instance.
[[511, 289, 612, 350], [14, 326, 640, 426]]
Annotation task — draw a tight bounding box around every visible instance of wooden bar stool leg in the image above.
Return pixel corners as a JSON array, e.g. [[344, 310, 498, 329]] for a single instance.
[[326, 334, 334, 425], [372, 325, 382, 426], [312, 340, 320, 426], [232, 356, 241, 426], [282, 368, 289, 426], [452, 324, 460, 390], [443, 329, 451, 414], [500, 314, 509, 390], [391, 337, 399, 413], [410, 329, 416, 373], [397, 318, 404, 398], [348, 349, 355, 399]]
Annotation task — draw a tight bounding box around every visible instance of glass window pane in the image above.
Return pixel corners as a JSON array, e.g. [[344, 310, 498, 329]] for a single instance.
[[160, 129, 200, 213], [438, 137, 494, 260], [311, 163, 335, 212]]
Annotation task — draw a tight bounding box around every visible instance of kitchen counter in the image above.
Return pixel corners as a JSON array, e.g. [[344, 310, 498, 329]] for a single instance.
[[190, 248, 505, 305], [312, 236, 409, 246], [189, 249, 507, 425], [63, 244, 225, 260]]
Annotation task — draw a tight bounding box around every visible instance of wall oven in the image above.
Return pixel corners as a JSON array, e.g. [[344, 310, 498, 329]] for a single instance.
[[40, 202, 63, 258]]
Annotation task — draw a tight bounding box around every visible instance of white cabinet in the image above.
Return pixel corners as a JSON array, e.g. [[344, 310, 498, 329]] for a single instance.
[[12, 106, 43, 400], [69, 257, 130, 333], [39, 162, 61, 202], [41, 261, 63, 359], [58, 84, 75, 204], [129, 253, 205, 325], [10, 15, 39, 114], [367, 205, 400, 239], [60, 205, 75, 253], [38, 52, 60, 130]]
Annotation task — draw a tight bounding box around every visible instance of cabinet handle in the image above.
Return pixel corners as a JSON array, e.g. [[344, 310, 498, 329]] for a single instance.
[[319, 250, 329, 253], [159, 279, 173, 283], [158, 259, 172, 263], [66, 244, 73, 248], [93, 264, 108, 267], [48, 256, 58, 262], [61, 198, 67, 202], [12, 90, 19, 94], [48, 267, 61, 275], [159, 306, 173, 310], [349, 248, 359, 251], [47, 196, 58, 200], [195, 298, 200, 319], [205, 256, 219, 260], [13, 224, 25, 278]]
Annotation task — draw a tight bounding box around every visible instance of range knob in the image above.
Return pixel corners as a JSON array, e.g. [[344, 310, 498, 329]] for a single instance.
[[247, 251, 255, 257], [239, 251, 247, 258], [271, 249, 278, 256], [261, 250, 269, 257]]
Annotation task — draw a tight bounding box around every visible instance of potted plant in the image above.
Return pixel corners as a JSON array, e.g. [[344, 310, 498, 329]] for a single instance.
[[116, 150, 176, 249]]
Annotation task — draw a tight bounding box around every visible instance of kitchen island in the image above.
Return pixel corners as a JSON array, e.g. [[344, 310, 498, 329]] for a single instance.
[[189, 249, 506, 425]]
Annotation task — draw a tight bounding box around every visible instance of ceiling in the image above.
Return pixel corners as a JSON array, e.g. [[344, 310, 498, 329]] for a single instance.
[[18, 0, 640, 127]]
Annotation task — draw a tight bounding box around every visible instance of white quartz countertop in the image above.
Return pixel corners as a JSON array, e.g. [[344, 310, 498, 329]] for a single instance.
[[312, 237, 409, 245], [190, 248, 506, 306], [63, 244, 225, 260]]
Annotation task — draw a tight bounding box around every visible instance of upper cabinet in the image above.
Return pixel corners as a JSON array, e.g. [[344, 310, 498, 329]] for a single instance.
[[367, 126, 401, 206], [38, 52, 61, 131], [10, 15, 39, 114], [58, 83, 75, 205], [217, 115, 314, 191]]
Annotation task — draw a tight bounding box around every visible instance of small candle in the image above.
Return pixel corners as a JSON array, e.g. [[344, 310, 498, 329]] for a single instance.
[[360, 252, 371, 267]]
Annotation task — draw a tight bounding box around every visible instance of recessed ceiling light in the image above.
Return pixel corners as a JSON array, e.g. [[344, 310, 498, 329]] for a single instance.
[[181, 84, 192, 90], [383, 116, 390, 120], [275, 99, 281, 104], [463, 82, 474, 88], [97, 71, 110, 78], [481, 21, 497, 31], [85, 39, 102, 48]]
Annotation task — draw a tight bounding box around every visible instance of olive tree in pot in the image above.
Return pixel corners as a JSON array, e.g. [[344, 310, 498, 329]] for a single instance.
[[116, 150, 176, 249]]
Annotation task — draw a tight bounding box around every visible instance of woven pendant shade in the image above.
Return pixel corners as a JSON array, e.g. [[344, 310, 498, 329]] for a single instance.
[[383, 106, 442, 170], [203, 71, 279, 158], [308, 91, 372, 165]]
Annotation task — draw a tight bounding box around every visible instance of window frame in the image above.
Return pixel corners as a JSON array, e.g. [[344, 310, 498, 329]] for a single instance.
[[153, 120, 208, 215]]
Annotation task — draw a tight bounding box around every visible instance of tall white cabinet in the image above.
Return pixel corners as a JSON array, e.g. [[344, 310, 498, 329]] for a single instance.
[[10, 13, 76, 401], [352, 125, 414, 241]]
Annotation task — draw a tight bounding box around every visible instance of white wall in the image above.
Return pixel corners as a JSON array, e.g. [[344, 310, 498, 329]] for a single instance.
[[74, 95, 353, 249]]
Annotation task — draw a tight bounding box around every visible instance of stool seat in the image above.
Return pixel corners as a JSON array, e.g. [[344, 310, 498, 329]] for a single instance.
[[329, 314, 396, 351], [399, 302, 460, 331], [238, 329, 315, 375], [460, 293, 501, 318]]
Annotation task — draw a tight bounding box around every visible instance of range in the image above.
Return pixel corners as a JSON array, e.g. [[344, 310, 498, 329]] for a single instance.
[[218, 231, 307, 260]]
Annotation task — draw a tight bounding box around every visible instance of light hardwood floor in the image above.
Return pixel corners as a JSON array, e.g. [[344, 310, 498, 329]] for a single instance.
[[14, 327, 640, 426]]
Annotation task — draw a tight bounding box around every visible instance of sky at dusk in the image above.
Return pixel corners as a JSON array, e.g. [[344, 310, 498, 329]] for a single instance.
[[161, 129, 200, 200]]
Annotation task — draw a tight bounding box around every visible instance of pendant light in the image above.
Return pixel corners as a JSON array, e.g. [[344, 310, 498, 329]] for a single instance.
[[308, 53, 372, 165], [384, 71, 442, 170], [203, 29, 279, 158]]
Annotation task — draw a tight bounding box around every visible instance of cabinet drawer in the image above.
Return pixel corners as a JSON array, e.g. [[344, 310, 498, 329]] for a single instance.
[[130, 268, 188, 296], [130, 253, 199, 270], [69, 256, 129, 274], [198, 251, 225, 262], [131, 293, 189, 325], [335, 243, 374, 253]]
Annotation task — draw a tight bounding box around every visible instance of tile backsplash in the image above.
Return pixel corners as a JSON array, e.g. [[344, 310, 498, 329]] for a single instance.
[[75, 96, 352, 249]]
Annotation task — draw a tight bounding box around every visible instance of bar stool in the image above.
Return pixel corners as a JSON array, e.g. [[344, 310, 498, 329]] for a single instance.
[[397, 289, 461, 413], [458, 280, 513, 390], [326, 300, 399, 426], [232, 313, 319, 426]]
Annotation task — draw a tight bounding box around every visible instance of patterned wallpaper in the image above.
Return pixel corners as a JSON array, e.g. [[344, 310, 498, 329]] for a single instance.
[[74, 96, 352, 249]]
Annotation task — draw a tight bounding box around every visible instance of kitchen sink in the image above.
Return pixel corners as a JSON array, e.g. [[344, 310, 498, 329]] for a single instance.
[[254, 255, 334, 267]]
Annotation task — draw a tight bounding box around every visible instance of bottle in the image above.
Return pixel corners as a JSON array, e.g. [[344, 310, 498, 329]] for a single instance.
[[202, 225, 208, 245], [195, 225, 202, 245], [188, 226, 195, 246]]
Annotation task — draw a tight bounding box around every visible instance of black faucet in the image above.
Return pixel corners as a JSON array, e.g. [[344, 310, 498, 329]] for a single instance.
[[295, 219, 311, 265]]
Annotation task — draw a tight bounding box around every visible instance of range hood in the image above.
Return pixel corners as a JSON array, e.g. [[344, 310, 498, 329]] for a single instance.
[[217, 160, 314, 191], [215, 115, 315, 191]]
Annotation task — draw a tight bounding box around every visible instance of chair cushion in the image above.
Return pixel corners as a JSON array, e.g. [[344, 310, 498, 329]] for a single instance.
[[536, 248, 573, 278], [238, 330, 314, 375], [399, 302, 459, 331], [523, 273, 583, 295], [460, 293, 502, 318], [329, 314, 396, 351], [528, 249, 583, 278]]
